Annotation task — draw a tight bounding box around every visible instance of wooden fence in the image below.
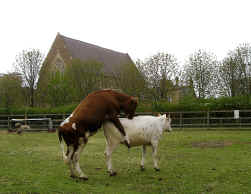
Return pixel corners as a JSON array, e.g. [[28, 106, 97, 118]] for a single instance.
[[0, 110, 251, 131]]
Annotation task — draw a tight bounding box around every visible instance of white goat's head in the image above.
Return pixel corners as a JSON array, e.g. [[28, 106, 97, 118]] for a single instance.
[[158, 113, 172, 132]]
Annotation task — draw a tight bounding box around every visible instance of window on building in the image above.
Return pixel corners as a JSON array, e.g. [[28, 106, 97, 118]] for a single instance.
[[55, 58, 64, 72], [168, 96, 172, 103]]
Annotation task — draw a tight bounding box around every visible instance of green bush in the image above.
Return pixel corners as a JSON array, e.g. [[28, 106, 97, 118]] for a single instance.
[[0, 103, 78, 115], [0, 96, 250, 115], [137, 96, 251, 113]]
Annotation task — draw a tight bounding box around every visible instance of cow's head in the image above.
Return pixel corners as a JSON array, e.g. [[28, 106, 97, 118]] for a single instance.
[[122, 96, 138, 119]]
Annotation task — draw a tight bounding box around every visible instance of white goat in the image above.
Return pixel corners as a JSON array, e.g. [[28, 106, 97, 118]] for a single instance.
[[103, 114, 172, 176]]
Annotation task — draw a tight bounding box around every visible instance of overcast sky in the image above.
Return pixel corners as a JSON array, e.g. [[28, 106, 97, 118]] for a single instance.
[[1, 0, 251, 73]]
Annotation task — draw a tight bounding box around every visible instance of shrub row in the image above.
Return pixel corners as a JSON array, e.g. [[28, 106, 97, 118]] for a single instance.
[[0, 104, 78, 115], [0, 96, 250, 115], [150, 96, 251, 112]]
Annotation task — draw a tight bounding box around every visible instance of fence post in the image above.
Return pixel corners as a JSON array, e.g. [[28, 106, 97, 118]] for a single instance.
[[239, 117, 241, 128], [48, 118, 53, 132], [207, 111, 210, 130], [8, 116, 10, 131], [180, 112, 183, 130]]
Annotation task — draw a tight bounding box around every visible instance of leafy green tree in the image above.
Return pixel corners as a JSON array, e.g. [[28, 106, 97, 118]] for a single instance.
[[0, 73, 24, 111], [65, 59, 104, 101], [46, 71, 72, 107], [111, 63, 146, 97]]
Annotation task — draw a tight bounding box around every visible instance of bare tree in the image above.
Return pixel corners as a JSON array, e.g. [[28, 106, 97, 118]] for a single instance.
[[235, 43, 251, 97], [183, 50, 218, 99], [14, 49, 44, 107], [136, 52, 179, 101], [217, 56, 240, 97], [218, 43, 251, 97]]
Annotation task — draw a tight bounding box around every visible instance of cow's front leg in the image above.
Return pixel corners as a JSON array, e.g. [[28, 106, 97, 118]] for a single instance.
[[110, 117, 130, 148], [73, 138, 88, 180], [66, 145, 77, 178]]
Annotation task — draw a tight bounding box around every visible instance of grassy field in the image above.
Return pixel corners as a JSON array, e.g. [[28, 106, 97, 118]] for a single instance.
[[1, 129, 251, 194]]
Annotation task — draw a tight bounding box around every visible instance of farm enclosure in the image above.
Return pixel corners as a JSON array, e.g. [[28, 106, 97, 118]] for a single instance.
[[1, 130, 251, 193], [0, 110, 251, 131]]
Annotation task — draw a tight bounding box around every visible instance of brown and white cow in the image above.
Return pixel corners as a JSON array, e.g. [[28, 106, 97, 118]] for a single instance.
[[58, 89, 138, 180]]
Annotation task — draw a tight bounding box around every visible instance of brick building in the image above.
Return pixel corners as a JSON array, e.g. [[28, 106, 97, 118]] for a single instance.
[[38, 33, 135, 88]]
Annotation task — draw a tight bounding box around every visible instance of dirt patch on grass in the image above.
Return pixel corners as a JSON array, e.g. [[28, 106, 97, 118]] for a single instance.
[[0, 130, 9, 134], [192, 141, 233, 148], [192, 140, 251, 148]]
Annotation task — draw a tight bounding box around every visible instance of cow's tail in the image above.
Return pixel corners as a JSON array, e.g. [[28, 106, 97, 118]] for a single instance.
[[58, 128, 68, 162]]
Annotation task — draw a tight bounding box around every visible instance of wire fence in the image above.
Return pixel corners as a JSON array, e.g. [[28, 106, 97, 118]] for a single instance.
[[168, 110, 251, 129], [0, 110, 250, 131]]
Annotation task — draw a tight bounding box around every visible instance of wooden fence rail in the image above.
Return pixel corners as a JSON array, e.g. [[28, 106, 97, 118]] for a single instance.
[[0, 110, 251, 131]]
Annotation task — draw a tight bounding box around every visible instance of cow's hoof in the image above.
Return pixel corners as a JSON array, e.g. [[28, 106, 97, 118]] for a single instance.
[[79, 176, 88, 181], [124, 140, 131, 148], [109, 171, 117, 176], [70, 175, 77, 179], [140, 166, 145, 171], [154, 168, 160, 172]]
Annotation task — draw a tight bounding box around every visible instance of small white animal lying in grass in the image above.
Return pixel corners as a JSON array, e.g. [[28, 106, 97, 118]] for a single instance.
[[15, 123, 30, 134], [103, 114, 172, 176]]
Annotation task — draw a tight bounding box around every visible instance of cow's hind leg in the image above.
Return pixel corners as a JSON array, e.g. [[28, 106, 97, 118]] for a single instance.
[[73, 138, 88, 180], [110, 117, 130, 148]]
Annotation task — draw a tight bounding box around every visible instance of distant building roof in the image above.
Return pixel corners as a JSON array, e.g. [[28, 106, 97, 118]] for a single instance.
[[59, 33, 134, 75]]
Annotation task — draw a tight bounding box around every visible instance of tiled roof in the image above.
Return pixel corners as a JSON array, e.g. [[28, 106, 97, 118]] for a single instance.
[[60, 34, 133, 75]]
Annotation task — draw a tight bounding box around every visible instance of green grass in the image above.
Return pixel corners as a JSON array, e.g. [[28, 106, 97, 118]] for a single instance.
[[1, 129, 251, 193]]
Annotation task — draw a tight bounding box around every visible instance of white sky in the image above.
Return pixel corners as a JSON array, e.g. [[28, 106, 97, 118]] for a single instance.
[[1, 0, 251, 73]]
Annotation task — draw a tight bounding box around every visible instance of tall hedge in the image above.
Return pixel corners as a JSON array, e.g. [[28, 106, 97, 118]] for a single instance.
[[0, 96, 250, 115]]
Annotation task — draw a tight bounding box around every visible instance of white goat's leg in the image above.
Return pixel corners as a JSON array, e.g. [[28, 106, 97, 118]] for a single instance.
[[105, 142, 118, 176], [151, 142, 160, 171], [140, 145, 147, 171], [73, 139, 88, 180]]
